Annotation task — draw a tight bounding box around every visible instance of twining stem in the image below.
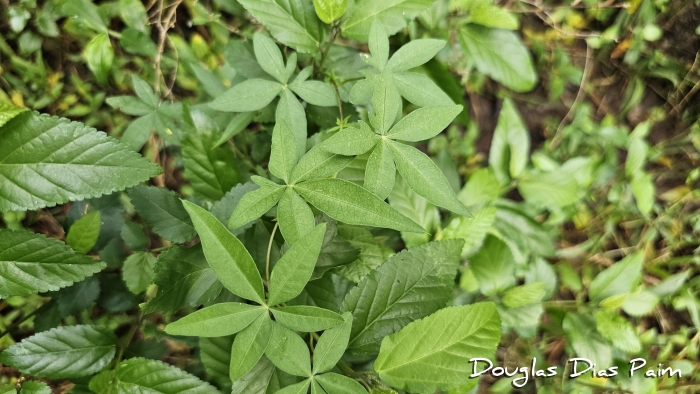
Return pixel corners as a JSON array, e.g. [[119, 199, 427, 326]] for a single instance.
[[265, 222, 279, 285]]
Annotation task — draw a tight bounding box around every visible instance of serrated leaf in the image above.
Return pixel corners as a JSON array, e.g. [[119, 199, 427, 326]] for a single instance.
[[182, 200, 265, 304], [270, 121, 299, 183], [459, 25, 536, 92], [386, 39, 445, 72], [228, 181, 286, 230], [0, 325, 116, 379], [289, 146, 354, 183], [562, 313, 612, 367], [122, 252, 156, 294], [342, 0, 434, 42], [0, 101, 28, 128], [254, 32, 288, 83], [386, 105, 462, 142], [295, 178, 424, 233], [364, 140, 396, 200], [200, 336, 233, 391], [0, 112, 161, 212], [341, 240, 463, 355], [595, 311, 641, 353], [589, 252, 643, 303], [237, 0, 323, 53], [210, 79, 283, 112], [313, 312, 352, 374], [229, 314, 273, 381], [321, 122, 379, 156], [142, 245, 222, 314], [0, 230, 105, 298], [334, 225, 391, 283], [441, 206, 496, 256], [388, 175, 439, 247], [317, 373, 368, 394], [265, 322, 311, 377], [128, 185, 196, 243], [374, 303, 501, 393], [469, 235, 515, 296], [289, 81, 337, 107], [165, 303, 264, 337], [268, 224, 327, 305], [278, 188, 316, 245], [313, 0, 347, 23], [271, 305, 344, 332], [66, 211, 101, 254], [387, 141, 471, 217], [53, 276, 101, 317], [489, 98, 529, 183]]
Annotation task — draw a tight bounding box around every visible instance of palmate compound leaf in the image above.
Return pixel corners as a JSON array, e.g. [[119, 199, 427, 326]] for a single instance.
[[312, 312, 353, 374], [0, 230, 106, 298], [165, 302, 265, 337], [342, 0, 435, 42], [374, 303, 501, 393], [0, 325, 117, 379], [341, 239, 464, 354], [0, 111, 161, 212]]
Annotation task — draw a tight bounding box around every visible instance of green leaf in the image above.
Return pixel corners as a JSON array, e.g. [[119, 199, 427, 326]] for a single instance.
[[254, 32, 288, 83], [518, 169, 579, 208], [62, 0, 107, 32], [289, 146, 354, 183], [0, 101, 28, 128], [289, 81, 337, 107], [210, 79, 283, 112], [631, 172, 654, 216], [143, 245, 222, 314], [119, 0, 148, 30], [228, 180, 286, 230], [441, 206, 496, 256], [270, 121, 300, 183], [165, 303, 264, 337], [488, 98, 530, 183], [317, 373, 368, 394], [313, 0, 348, 23], [387, 39, 445, 72], [625, 137, 648, 177], [271, 305, 344, 332], [276, 380, 310, 394], [469, 235, 516, 295], [215, 112, 255, 147], [313, 312, 353, 374], [393, 72, 454, 107], [595, 311, 641, 353], [321, 122, 379, 156], [562, 313, 612, 367], [387, 141, 471, 217], [265, 322, 311, 377], [621, 290, 659, 316], [91, 357, 220, 393], [229, 314, 273, 381], [469, 4, 519, 30], [200, 336, 233, 390], [459, 25, 537, 92], [374, 303, 501, 393], [368, 21, 390, 69], [370, 74, 402, 134], [0, 230, 105, 298], [388, 175, 440, 247], [268, 224, 327, 305], [122, 251, 156, 294], [65, 211, 101, 254], [84, 33, 114, 85], [0, 112, 161, 212], [334, 226, 391, 283], [230, 356, 276, 394], [17, 381, 51, 394], [341, 240, 463, 354], [182, 200, 265, 304], [237, 0, 323, 53], [278, 188, 317, 245], [386, 105, 462, 142], [342, 0, 435, 42], [128, 185, 196, 243], [589, 252, 643, 303], [502, 283, 545, 308], [0, 325, 116, 379], [277, 89, 308, 159], [295, 178, 424, 233], [364, 141, 396, 200]]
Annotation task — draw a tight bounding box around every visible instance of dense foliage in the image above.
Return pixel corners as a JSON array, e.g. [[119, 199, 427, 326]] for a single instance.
[[0, 0, 698, 393]]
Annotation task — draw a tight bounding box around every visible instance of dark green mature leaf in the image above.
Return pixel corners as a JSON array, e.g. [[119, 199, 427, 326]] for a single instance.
[[296, 178, 424, 233], [211, 79, 283, 112], [386, 39, 445, 72], [270, 121, 299, 183], [0, 230, 105, 298], [289, 81, 337, 107], [200, 336, 234, 391], [341, 239, 463, 354], [589, 252, 644, 303], [268, 224, 327, 305], [313, 312, 353, 374], [265, 322, 311, 377], [334, 225, 391, 282], [229, 314, 273, 381], [128, 185, 196, 243], [182, 200, 265, 304], [342, 0, 434, 42], [230, 356, 277, 394], [386, 105, 462, 142], [17, 381, 51, 394], [459, 25, 537, 92], [238, 0, 324, 53], [374, 303, 501, 393], [211, 182, 259, 230], [122, 252, 156, 294], [0, 112, 161, 212], [0, 325, 116, 378], [143, 245, 222, 314], [65, 211, 101, 254], [165, 303, 264, 337], [229, 177, 286, 230], [271, 305, 345, 331], [317, 373, 368, 394], [393, 72, 454, 107], [278, 188, 316, 245], [469, 235, 516, 295], [276, 380, 310, 394], [53, 276, 101, 317], [364, 141, 396, 200], [313, 0, 347, 23], [0, 101, 28, 128]]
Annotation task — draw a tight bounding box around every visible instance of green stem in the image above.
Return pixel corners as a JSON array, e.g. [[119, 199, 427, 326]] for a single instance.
[[115, 312, 144, 366], [265, 222, 279, 285], [317, 23, 339, 74], [0, 308, 40, 339]]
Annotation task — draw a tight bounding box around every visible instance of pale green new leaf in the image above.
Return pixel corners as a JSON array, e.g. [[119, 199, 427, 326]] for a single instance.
[[313, 312, 353, 374], [589, 252, 643, 303], [128, 185, 196, 243], [270, 121, 300, 183], [238, 0, 323, 53], [386, 105, 462, 142], [85, 33, 114, 85], [229, 314, 273, 381], [0, 230, 105, 298], [122, 251, 156, 294], [295, 178, 424, 233], [502, 283, 545, 308], [469, 235, 516, 296], [268, 223, 327, 305], [387, 141, 471, 217], [165, 303, 264, 337], [469, 4, 519, 30], [228, 180, 286, 230], [342, 0, 435, 42], [459, 25, 536, 92], [341, 240, 463, 354], [313, 0, 348, 24], [518, 169, 579, 208], [625, 136, 648, 177], [0, 112, 161, 212], [368, 21, 390, 69], [0, 325, 116, 379], [595, 311, 641, 353], [374, 303, 501, 393], [317, 373, 368, 394], [364, 140, 396, 200], [387, 39, 446, 72], [0, 101, 27, 128], [562, 314, 612, 367], [320, 122, 379, 156], [253, 32, 288, 84], [289, 81, 337, 107], [65, 211, 101, 254], [182, 200, 265, 304], [631, 172, 654, 216], [265, 322, 311, 377], [278, 188, 316, 245], [271, 305, 344, 332], [489, 98, 530, 183], [210, 79, 283, 112]]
